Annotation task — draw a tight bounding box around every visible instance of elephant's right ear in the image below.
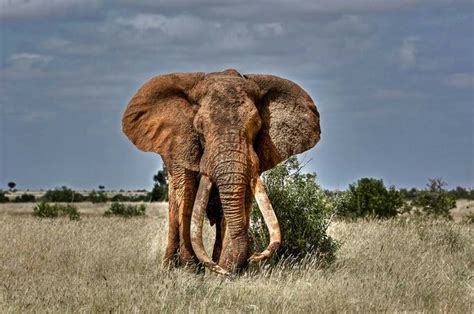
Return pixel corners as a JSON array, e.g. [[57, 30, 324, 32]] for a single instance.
[[122, 72, 205, 171]]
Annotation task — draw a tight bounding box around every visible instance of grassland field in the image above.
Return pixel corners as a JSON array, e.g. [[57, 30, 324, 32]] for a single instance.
[[0, 197, 473, 312]]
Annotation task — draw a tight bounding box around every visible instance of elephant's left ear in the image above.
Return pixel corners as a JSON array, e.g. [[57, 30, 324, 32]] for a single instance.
[[245, 74, 321, 172]]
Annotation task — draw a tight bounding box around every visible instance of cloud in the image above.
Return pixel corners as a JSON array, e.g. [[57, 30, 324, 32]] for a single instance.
[[0, 0, 101, 20], [374, 89, 423, 100], [444, 73, 474, 88], [112, 13, 285, 51], [397, 36, 419, 69], [0, 53, 56, 81], [115, 13, 206, 38], [20, 110, 57, 123], [40, 37, 106, 56], [253, 23, 284, 37], [7, 53, 53, 69], [120, 0, 426, 18], [325, 15, 372, 35]]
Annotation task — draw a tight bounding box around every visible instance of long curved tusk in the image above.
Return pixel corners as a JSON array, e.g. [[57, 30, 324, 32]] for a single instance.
[[191, 175, 230, 276], [249, 176, 281, 262]]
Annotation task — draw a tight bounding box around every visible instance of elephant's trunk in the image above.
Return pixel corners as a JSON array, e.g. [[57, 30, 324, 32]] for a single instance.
[[192, 129, 281, 274], [190, 175, 230, 276], [215, 170, 249, 270]]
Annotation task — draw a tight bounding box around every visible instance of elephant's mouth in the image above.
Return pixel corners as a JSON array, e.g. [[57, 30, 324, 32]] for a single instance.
[[190, 174, 281, 275]]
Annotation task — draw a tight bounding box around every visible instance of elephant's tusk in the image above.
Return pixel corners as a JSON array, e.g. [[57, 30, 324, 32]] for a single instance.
[[191, 175, 230, 276], [249, 176, 281, 262]]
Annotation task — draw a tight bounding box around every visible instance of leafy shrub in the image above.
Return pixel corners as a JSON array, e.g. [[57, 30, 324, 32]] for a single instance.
[[412, 178, 455, 219], [110, 193, 149, 202], [33, 201, 80, 220], [13, 193, 36, 203], [111, 193, 127, 202], [339, 178, 403, 219], [104, 202, 146, 217], [88, 190, 108, 203], [399, 187, 419, 201], [448, 186, 474, 200], [0, 190, 9, 203], [42, 186, 86, 202], [249, 157, 338, 265]]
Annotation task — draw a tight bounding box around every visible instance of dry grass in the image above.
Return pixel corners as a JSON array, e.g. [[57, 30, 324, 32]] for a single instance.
[[0, 204, 473, 312]]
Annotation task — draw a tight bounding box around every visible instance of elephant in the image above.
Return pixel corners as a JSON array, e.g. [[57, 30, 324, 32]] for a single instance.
[[122, 69, 320, 275]]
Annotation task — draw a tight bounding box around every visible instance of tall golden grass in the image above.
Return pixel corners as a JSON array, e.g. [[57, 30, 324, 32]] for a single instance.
[[0, 203, 472, 312]]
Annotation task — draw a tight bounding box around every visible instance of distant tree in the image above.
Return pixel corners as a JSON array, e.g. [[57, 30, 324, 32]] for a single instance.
[[14, 194, 36, 203], [7, 182, 16, 191], [413, 178, 456, 219], [42, 186, 86, 202], [339, 178, 404, 219], [88, 190, 108, 203], [448, 186, 472, 200], [399, 187, 419, 200], [149, 166, 168, 201]]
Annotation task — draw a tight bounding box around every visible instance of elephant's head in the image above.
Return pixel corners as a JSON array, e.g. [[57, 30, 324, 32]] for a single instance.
[[123, 69, 320, 274]]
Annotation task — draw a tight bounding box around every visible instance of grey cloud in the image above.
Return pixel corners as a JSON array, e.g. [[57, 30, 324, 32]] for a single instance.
[[7, 53, 53, 69], [115, 14, 207, 37], [444, 73, 474, 88], [116, 0, 432, 17], [40, 37, 106, 56], [0, 53, 54, 80], [373, 89, 424, 101], [397, 36, 419, 69], [0, 0, 102, 21]]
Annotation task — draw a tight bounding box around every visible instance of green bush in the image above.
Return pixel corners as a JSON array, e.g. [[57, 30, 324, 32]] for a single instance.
[[110, 193, 149, 202], [88, 190, 108, 203], [399, 187, 419, 200], [412, 178, 456, 219], [249, 157, 338, 265], [0, 190, 9, 203], [33, 201, 80, 220], [104, 202, 146, 217], [42, 186, 86, 202], [111, 193, 127, 202], [448, 186, 474, 200], [13, 193, 36, 203], [339, 178, 403, 219]]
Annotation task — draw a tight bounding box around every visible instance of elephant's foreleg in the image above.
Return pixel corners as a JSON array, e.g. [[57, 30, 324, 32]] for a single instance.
[[163, 173, 179, 267], [173, 167, 198, 266]]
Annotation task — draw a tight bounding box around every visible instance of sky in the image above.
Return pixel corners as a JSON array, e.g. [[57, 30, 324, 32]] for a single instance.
[[0, 0, 473, 191]]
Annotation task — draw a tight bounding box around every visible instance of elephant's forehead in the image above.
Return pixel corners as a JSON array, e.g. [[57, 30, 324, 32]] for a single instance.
[[205, 68, 242, 78]]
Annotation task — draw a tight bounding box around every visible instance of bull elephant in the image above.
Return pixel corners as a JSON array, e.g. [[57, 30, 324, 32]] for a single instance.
[[122, 69, 320, 275]]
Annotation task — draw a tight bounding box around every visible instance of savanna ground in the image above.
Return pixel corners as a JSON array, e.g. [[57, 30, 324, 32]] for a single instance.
[[0, 200, 473, 312]]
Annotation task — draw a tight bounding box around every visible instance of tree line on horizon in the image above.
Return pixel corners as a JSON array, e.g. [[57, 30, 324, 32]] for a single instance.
[[1, 166, 473, 221]]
